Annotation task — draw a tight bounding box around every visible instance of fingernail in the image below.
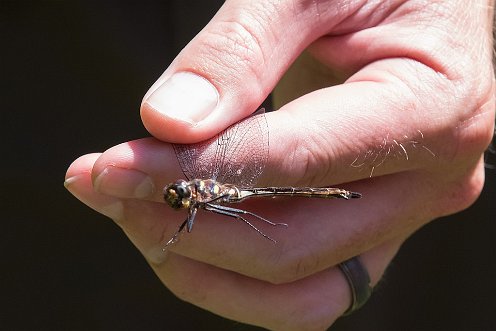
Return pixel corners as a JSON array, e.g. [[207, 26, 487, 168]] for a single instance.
[[64, 174, 84, 188], [145, 72, 219, 124], [64, 173, 124, 220], [94, 166, 155, 199]]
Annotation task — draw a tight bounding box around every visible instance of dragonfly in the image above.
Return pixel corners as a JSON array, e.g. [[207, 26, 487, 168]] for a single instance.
[[163, 109, 361, 247]]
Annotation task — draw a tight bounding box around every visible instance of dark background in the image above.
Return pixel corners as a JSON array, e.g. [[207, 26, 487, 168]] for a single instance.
[[2, 2, 495, 330]]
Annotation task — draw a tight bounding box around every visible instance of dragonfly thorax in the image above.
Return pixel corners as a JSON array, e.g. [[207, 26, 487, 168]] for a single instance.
[[164, 179, 240, 209]]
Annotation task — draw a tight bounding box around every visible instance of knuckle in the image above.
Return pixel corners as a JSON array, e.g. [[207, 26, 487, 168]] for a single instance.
[[447, 64, 495, 161], [440, 49, 496, 156], [268, 291, 338, 331], [277, 114, 339, 187], [198, 15, 268, 92], [453, 94, 495, 161], [168, 282, 206, 305], [435, 162, 486, 216], [264, 246, 323, 284], [278, 317, 334, 331], [402, 62, 495, 173]]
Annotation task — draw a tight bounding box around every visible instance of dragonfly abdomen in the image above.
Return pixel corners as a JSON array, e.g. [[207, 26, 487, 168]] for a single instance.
[[235, 187, 361, 201]]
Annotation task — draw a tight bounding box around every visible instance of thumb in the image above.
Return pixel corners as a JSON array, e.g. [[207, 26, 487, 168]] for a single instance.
[[140, 0, 342, 143]]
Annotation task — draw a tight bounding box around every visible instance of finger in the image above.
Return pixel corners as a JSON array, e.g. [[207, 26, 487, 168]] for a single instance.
[[65, 153, 124, 220], [65, 152, 176, 261], [140, 0, 378, 143], [90, 139, 175, 202], [269, 1, 495, 186], [152, 173, 427, 284], [66, 153, 402, 330], [138, 0, 494, 187], [71, 133, 487, 285], [150, 234, 403, 330], [86, 139, 434, 283], [266, 57, 494, 188]]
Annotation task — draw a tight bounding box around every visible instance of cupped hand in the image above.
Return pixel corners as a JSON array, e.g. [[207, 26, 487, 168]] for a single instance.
[[65, 1, 495, 330]]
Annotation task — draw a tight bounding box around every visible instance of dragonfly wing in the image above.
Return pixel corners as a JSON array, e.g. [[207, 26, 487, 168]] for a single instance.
[[173, 138, 217, 182], [211, 108, 268, 187], [173, 108, 269, 188]]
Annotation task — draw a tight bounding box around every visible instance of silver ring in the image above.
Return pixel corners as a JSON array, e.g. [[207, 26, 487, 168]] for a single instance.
[[338, 256, 373, 315]]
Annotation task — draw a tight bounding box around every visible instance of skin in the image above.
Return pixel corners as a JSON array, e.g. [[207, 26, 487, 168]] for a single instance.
[[65, 0, 495, 330]]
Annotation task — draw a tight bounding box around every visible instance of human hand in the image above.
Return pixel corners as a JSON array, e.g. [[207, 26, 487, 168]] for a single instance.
[[65, 1, 495, 330]]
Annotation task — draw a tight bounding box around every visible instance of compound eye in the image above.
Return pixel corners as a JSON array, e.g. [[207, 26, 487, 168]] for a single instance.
[[176, 184, 190, 198]]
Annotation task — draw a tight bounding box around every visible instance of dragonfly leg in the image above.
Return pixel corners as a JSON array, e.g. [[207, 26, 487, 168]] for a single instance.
[[186, 206, 198, 232], [163, 206, 199, 250], [205, 203, 288, 227], [163, 218, 188, 250], [204, 204, 281, 243]]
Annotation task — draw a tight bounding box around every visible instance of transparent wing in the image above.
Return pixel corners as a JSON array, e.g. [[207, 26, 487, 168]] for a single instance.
[[173, 108, 269, 188]]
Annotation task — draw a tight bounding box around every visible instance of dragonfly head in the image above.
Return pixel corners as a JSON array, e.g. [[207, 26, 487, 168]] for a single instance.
[[164, 180, 192, 209]]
